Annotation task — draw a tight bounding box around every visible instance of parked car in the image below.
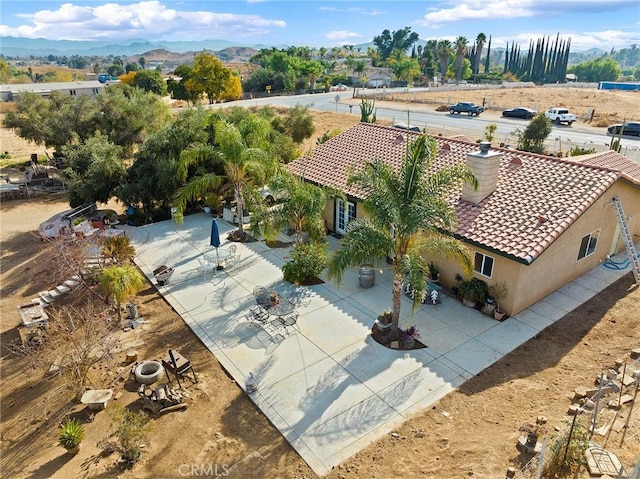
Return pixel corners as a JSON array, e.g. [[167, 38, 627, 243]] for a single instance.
[[502, 107, 537, 119], [449, 102, 484, 116], [607, 122, 640, 136], [331, 83, 348, 91], [545, 108, 577, 125]]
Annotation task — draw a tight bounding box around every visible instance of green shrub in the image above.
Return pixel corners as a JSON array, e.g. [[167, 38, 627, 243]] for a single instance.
[[458, 277, 488, 304], [59, 418, 84, 450], [542, 418, 589, 477], [282, 242, 328, 285], [102, 405, 151, 465]]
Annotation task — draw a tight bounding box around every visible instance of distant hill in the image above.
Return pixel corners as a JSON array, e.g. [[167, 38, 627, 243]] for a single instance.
[[0, 36, 255, 57]]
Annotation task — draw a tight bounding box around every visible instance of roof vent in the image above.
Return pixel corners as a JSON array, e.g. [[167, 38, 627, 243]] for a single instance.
[[509, 158, 523, 169], [441, 143, 451, 151], [479, 141, 491, 153], [538, 215, 548, 224]]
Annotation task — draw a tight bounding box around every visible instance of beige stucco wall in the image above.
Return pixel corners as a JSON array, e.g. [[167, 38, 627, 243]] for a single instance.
[[323, 180, 639, 317], [450, 180, 640, 316]]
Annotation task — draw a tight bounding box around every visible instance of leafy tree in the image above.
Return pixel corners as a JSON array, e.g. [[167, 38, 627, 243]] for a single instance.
[[167, 64, 200, 105], [186, 53, 231, 104], [63, 134, 126, 207], [138, 57, 146, 69], [568, 57, 621, 82], [387, 51, 420, 83], [514, 113, 552, 154], [97, 84, 171, 153], [125, 62, 140, 73], [119, 108, 208, 213], [373, 27, 419, 63], [4, 91, 101, 154], [99, 265, 146, 322], [328, 136, 476, 339], [220, 72, 243, 101], [132, 70, 167, 96], [102, 236, 136, 265], [0, 58, 10, 83], [282, 242, 328, 285], [282, 104, 315, 143], [118, 71, 137, 85]]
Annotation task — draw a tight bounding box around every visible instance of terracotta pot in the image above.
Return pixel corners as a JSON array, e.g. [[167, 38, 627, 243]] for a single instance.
[[494, 309, 506, 321]]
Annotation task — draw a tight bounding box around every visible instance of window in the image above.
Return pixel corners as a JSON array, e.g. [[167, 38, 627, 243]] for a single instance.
[[474, 252, 494, 277], [577, 229, 599, 260], [335, 199, 356, 235], [69, 90, 77, 96]]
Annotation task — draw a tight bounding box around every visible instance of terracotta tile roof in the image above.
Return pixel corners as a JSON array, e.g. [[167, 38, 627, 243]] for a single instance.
[[288, 123, 624, 264], [567, 150, 640, 185]]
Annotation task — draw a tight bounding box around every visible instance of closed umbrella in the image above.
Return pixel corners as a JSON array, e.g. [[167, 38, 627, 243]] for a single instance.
[[210, 219, 222, 269]]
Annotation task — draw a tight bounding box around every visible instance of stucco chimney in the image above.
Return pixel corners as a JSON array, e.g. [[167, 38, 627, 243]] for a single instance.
[[461, 141, 502, 204]]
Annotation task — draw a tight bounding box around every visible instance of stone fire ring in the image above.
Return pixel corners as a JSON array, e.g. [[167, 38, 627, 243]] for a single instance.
[[134, 360, 164, 385]]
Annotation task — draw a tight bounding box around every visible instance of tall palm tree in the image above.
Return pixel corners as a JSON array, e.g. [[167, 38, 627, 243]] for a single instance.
[[436, 40, 453, 83], [175, 115, 277, 236], [328, 135, 477, 339], [474, 33, 487, 75], [454, 36, 469, 83], [99, 265, 146, 321]]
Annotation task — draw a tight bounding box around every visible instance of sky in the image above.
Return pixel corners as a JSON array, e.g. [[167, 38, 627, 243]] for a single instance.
[[0, 0, 639, 51]]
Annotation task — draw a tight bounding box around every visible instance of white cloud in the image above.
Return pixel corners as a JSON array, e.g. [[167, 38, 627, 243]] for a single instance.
[[325, 30, 363, 41], [0, 1, 286, 41], [419, 0, 535, 27], [319, 6, 386, 16]]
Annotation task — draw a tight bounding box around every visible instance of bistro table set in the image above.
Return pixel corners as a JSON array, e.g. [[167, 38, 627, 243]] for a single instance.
[[248, 287, 299, 337]]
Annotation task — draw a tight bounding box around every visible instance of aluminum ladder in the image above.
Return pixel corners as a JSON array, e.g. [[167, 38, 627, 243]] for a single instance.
[[612, 196, 640, 284]]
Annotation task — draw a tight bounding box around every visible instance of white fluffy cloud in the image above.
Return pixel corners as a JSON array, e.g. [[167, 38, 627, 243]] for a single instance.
[[325, 30, 363, 42], [0, 1, 286, 41]]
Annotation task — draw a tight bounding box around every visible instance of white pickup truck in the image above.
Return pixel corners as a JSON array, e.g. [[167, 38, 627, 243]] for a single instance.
[[545, 108, 577, 125]]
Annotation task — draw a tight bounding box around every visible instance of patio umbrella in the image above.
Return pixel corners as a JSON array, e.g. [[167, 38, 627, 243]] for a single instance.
[[210, 219, 222, 269]]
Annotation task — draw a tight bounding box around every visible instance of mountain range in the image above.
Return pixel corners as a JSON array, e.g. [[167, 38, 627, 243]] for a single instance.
[[0, 36, 606, 59]]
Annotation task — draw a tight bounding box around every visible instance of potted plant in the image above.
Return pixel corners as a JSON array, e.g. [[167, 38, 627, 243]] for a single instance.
[[59, 418, 84, 454], [399, 325, 420, 349], [377, 311, 392, 325], [428, 262, 440, 283], [458, 278, 488, 308], [488, 282, 508, 320]]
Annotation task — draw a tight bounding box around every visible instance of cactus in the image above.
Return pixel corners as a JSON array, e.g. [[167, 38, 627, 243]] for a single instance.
[[360, 99, 377, 123], [609, 119, 624, 153]]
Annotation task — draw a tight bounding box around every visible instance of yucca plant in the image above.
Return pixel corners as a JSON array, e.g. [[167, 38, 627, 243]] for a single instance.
[[59, 418, 84, 451]]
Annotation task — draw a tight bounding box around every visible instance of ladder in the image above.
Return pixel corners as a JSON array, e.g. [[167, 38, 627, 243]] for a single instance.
[[612, 196, 640, 284]]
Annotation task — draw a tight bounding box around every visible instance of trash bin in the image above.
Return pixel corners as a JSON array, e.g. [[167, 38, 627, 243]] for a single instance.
[[358, 264, 375, 288]]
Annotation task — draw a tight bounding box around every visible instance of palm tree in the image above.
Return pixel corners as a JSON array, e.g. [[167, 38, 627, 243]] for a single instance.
[[250, 173, 341, 244], [474, 33, 487, 76], [436, 40, 453, 83], [328, 135, 477, 339], [99, 265, 146, 321], [175, 115, 277, 237], [454, 36, 469, 83]]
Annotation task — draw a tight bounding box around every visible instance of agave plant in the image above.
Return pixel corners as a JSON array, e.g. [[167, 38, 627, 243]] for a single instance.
[[59, 418, 84, 450]]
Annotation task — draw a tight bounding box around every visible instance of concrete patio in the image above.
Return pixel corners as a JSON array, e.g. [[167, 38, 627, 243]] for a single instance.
[[128, 212, 634, 475]]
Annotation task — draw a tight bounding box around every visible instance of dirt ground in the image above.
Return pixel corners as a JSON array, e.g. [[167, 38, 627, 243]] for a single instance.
[[1, 88, 640, 479]]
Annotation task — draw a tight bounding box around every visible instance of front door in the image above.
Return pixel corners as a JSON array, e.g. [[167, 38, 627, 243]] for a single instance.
[[335, 199, 356, 235]]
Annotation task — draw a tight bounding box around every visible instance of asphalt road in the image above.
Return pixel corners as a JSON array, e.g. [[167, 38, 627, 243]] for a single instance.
[[207, 89, 640, 162]]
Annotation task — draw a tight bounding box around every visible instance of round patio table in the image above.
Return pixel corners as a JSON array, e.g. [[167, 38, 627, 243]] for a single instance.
[[265, 298, 295, 317], [203, 248, 232, 270]]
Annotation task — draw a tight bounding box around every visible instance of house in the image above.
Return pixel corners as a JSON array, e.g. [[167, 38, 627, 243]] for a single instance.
[[287, 123, 640, 316], [0, 81, 105, 102], [349, 67, 393, 88]]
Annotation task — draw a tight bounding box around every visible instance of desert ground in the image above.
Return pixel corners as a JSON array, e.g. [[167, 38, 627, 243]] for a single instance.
[[1, 87, 639, 478]]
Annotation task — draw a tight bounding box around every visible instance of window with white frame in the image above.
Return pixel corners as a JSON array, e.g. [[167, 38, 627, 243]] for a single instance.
[[474, 252, 494, 277], [577, 229, 599, 260]]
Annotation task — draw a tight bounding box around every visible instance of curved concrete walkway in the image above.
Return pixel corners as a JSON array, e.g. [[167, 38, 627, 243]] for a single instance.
[[130, 213, 634, 475]]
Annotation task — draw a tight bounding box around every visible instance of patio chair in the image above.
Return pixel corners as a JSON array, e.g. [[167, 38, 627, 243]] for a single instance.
[[224, 252, 241, 270], [249, 305, 269, 323], [197, 257, 214, 276]]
